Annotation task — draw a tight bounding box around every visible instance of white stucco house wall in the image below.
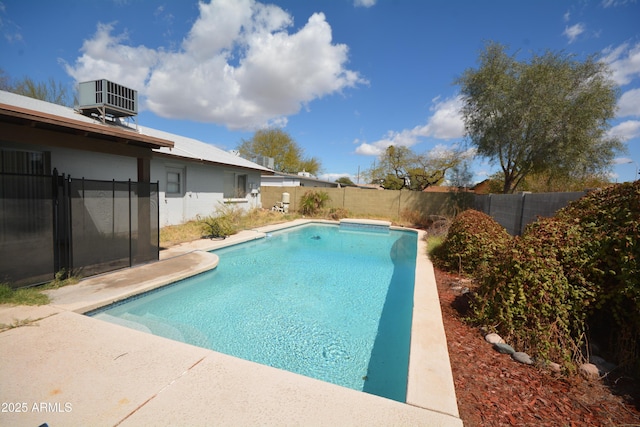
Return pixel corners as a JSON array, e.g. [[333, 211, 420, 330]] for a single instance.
[[146, 126, 271, 226], [0, 90, 272, 227]]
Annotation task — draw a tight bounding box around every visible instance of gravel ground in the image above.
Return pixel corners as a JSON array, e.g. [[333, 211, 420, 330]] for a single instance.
[[435, 268, 640, 427]]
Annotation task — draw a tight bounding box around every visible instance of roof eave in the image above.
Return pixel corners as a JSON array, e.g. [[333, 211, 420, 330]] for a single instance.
[[154, 150, 274, 174], [0, 103, 174, 150]]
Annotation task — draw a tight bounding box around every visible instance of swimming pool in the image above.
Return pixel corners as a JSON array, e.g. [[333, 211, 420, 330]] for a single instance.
[[90, 222, 417, 402]]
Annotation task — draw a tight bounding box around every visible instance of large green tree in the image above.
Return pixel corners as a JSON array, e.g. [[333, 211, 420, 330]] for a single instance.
[[335, 176, 355, 186], [456, 42, 622, 193], [237, 129, 321, 175], [367, 145, 464, 190]]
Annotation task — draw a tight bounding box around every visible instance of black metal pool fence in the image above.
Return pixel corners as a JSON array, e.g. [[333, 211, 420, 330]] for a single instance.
[[0, 170, 159, 288]]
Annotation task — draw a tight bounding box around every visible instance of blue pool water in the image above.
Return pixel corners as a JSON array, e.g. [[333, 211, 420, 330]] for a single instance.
[[89, 223, 417, 402]]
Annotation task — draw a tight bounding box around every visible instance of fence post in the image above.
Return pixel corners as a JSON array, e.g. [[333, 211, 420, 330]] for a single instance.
[[52, 169, 60, 274], [67, 175, 73, 275], [128, 179, 132, 268], [112, 179, 116, 237], [156, 181, 160, 259], [517, 192, 531, 235]]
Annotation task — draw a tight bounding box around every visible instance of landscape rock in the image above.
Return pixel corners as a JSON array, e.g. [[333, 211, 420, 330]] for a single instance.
[[512, 352, 534, 365], [579, 363, 600, 380], [493, 342, 515, 355], [485, 333, 504, 344], [546, 362, 562, 373]]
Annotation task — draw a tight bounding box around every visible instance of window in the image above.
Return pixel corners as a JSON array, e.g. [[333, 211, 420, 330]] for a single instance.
[[224, 172, 248, 198], [237, 174, 247, 196], [0, 149, 51, 175], [166, 168, 183, 196]]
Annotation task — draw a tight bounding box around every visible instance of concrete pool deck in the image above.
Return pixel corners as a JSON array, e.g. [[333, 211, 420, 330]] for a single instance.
[[0, 220, 462, 427]]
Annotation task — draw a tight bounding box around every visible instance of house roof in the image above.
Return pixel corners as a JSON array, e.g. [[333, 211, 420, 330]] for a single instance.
[[0, 90, 272, 173], [150, 127, 272, 172], [0, 91, 173, 149]]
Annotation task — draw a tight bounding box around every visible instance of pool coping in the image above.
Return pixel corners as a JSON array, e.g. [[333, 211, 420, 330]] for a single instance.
[[0, 219, 462, 426]]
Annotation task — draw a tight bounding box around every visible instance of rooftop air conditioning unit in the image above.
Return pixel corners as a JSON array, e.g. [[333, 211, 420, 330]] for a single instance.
[[256, 156, 275, 169], [77, 79, 138, 124]]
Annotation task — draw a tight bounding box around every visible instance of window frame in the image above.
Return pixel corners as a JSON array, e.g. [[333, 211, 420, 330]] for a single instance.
[[165, 167, 184, 197], [223, 171, 249, 200]]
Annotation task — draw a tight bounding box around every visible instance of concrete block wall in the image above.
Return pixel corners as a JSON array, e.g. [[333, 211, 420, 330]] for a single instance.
[[261, 186, 466, 219], [263, 186, 586, 235], [474, 191, 586, 235]]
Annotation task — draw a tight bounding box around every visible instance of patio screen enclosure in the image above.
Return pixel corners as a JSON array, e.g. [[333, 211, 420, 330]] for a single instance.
[[0, 170, 159, 288]]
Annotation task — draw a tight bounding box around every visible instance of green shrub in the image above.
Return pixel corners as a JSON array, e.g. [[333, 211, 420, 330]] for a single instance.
[[199, 206, 240, 239], [556, 181, 640, 374], [426, 235, 445, 258], [200, 216, 233, 239], [471, 217, 594, 367], [431, 209, 512, 276], [468, 182, 640, 374], [298, 190, 330, 216], [328, 207, 349, 220]]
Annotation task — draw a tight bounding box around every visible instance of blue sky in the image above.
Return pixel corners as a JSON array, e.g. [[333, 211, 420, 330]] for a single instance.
[[1, 0, 639, 184]]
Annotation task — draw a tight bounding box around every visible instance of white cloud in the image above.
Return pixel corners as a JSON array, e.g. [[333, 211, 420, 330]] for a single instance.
[[354, 142, 385, 156], [319, 172, 352, 182], [64, 0, 365, 130], [601, 0, 637, 7], [354, 0, 376, 7], [608, 120, 640, 141], [64, 22, 161, 92], [428, 144, 476, 161], [618, 88, 640, 117], [355, 96, 465, 156], [602, 41, 640, 86], [0, 3, 23, 44], [612, 157, 634, 165], [563, 23, 585, 44], [421, 96, 466, 139]]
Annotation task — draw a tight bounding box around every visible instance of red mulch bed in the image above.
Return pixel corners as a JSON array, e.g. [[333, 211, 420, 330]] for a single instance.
[[435, 268, 640, 426]]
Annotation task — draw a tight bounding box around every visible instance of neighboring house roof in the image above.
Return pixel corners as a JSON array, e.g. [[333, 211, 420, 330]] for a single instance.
[[0, 90, 272, 173], [422, 185, 475, 193], [471, 179, 492, 194], [261, 171, 339, 187], [353, 183, 384, 190]]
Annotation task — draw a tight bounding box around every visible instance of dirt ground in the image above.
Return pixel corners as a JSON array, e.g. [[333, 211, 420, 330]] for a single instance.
[[435, 268, 640, 427]]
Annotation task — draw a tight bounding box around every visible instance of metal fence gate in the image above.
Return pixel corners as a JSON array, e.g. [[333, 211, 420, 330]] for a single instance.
[[0, 171, 159, 288]]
